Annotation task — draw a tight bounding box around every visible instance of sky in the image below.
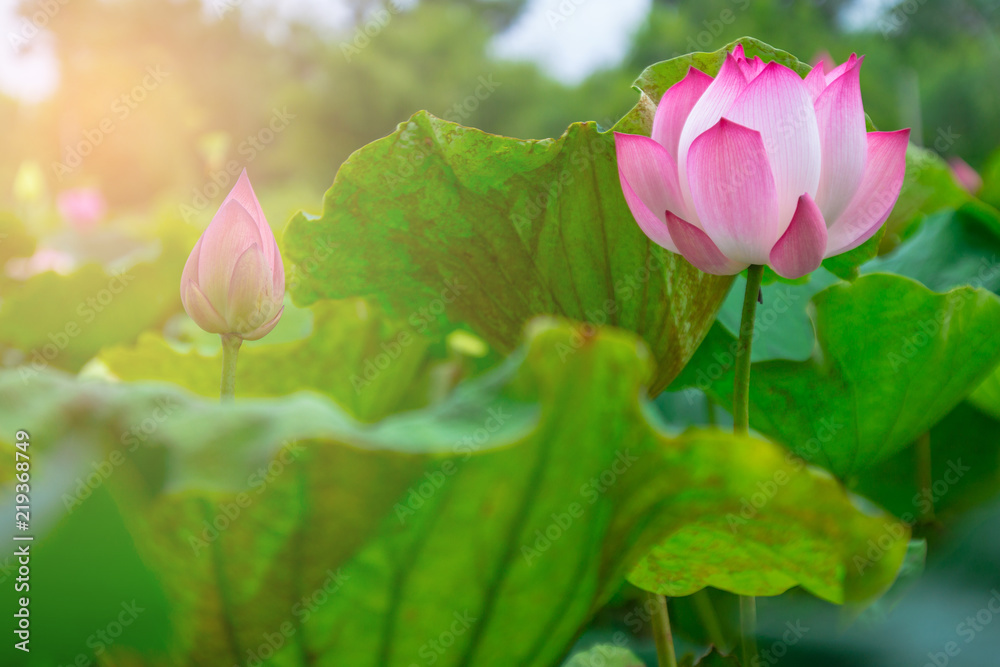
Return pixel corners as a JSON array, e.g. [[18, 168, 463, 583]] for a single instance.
[[492, 0, 652, 84], [0, 1, 60, 103], [0, 0, 890, 103]]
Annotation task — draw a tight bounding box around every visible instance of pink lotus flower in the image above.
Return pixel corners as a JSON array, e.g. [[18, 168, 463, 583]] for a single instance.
[[56, 188, 106, 231], [180, 170, 284, 340], [948, 157, 982, 194], [615, 45, 910, 278], [810, 51, 837, 74]]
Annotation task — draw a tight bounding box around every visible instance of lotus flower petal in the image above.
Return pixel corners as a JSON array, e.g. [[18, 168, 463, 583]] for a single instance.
[[804, 66, 826, 100], [738, 55, 766, 79], [183, 281, 229, 334], [227, 243, 272, 325], [223, 170, 276, 269], [242, 306, 285, 341], [678, 53, 749, 214], [652, 67, 713, 161], [725, 61, 822, 227], [826, 129, 910, 256], [615, 132, 685, 251], [813, 56, 867, 224], [197, 199, 263, 310], [687, 118, 780, 264], [769, 194, 828, 279], [180, 236, 202, 291], [824, 53, 859, 86], [949, 157, 982, 194], [665, 211, 748, 275]]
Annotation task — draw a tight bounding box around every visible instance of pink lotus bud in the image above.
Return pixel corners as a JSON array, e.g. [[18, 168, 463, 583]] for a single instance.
[[810, 51, 837, 75], [56, 188, 106, 231], [180, 170, 284, 340], [615, 44, 909, 279], [948, 157, 982, 194]]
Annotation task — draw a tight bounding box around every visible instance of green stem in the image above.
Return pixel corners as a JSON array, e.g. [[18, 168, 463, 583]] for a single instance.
[[734, 265, 764, 664], [220, 334, 243, 402], [916, 431, 934, 522], [648, 592, 678, 667], [739, 595, 758, 665], [691, 589, 728, 654], [705, 394, 718, 428], [691, 588, 729, 653], [733, 265, 764, 434]]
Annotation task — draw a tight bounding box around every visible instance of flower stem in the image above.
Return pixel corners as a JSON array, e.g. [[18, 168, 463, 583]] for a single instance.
[[734, 265, 764, 665], [916, 431, 934, 522], [733, 265, 764, 434], [691, 589, 728, 653], [648, 592, 678, 667], [739, 594, 758, 665], [220, 334, 243, 402]]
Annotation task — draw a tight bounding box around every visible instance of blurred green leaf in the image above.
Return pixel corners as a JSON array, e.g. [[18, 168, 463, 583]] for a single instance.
[[674, 274, 1000, 478], [970, 369, 1000, 421], [0, 321, 907, 666], [0, 211, 35, 266], [1, 473, 171, 666], [863, 206, 1000, 294], [853, 402, 1000, 523], [977, 146, 1000, 212], [0, 259, 180, 374], [101, 299, 448, 422], [876, 144, 974, 254]]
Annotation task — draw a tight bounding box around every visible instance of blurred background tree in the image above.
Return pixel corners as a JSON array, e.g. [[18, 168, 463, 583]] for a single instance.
[[2, 0, 1000, 221]]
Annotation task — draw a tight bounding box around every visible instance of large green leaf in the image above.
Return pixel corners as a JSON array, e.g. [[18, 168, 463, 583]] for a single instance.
[[0, 321, 906, 666], [863, 205, 1000, 294], [864, 205, 1000, 426], [716, 268, 842, 364], [852, 402, 1000, 524], [100, 299, 450, 422], [674, 274, 1000, 478], [970, 369, 1000, 420], [720, 205, 1000, 366], [0, 260, 179, 375], [283, 38, 828, 394]]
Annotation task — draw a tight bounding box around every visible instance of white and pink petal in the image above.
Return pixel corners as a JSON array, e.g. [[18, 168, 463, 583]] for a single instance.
[[664, 211, 748, 275], [615, 132, 687, 251], [197, 199, 264, 310], [183, 281, 229, 334], [725, 61, 822, 227], [677, 53, 749, 207], [686, 118, 781, 264], [826, 129, 910, 256], [652, 67, 713, 161], [813, 55, 867, 225]]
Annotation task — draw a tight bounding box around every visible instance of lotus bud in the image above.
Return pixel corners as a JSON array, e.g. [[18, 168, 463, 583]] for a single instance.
[[948, 157, 982, 195], [180, 170, 284, 340]]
